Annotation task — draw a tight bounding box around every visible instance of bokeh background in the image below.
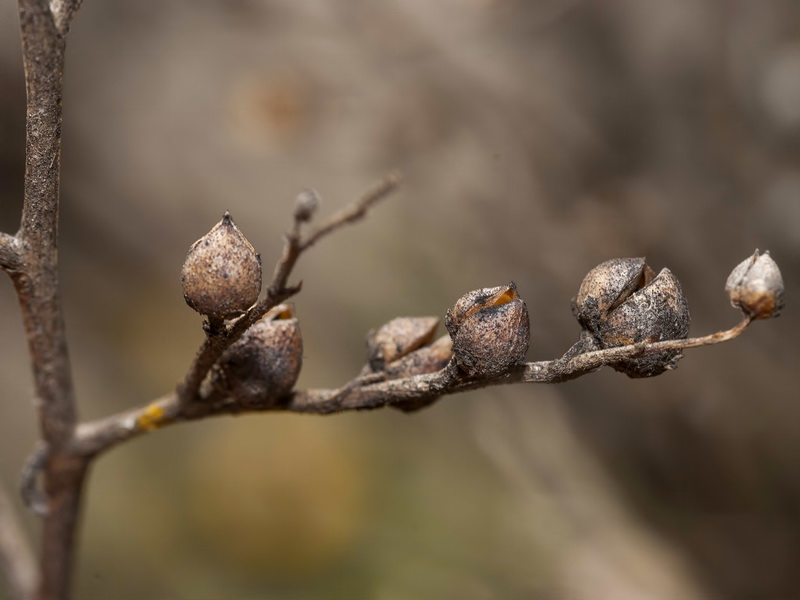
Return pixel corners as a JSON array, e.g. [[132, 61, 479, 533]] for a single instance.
[[1, 1, 799, 598]]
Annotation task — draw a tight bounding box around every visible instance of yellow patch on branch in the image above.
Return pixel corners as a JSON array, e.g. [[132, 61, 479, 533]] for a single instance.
[[137, 404, 168, 432]]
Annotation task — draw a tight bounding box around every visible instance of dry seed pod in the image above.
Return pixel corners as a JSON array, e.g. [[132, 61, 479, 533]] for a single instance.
[[181, 213, 262, 319], [573, 257, 655, 334], [388, 335, 454, 413], [213, 304, 302, 406], [446, 283, 530, 378], [384, 335, 453, 379], [598, 268, 690, 377], [366, 316, 439, 372], [725, 250, 784, 319]]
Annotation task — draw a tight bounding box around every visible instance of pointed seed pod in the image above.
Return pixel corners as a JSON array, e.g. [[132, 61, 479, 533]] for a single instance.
[[446, 283, 530, 378], [366, 316, 439, 372], [181, 213, 262, 319], [599, 268, 690, 377], [213, 304, 303, 406], [725, 250, 784, 319]]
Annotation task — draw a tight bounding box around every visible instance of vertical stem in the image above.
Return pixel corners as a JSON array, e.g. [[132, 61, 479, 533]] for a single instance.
[[15, 2, 83, 600], [16, 0, 76, 448], [37, 458, 87, 600]]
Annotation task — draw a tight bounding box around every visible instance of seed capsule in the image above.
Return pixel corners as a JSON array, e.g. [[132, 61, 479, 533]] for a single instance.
[[446, 283, 530, 378], [213, 304, 302, 406], [599, 268, 690, 377], [573, 257, 655, 335], [384, 335, 453, 379], [366, 316, 439, 372], [181, 212, 262, 320], [574, 258, 690, 377], [387, 335, 453, 413], [725, 250, 784, 319]]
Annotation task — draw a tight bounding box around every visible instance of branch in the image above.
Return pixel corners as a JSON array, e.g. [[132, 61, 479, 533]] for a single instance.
[[13, 2, 86, 599], [16, 0, 75, 449], [0, 483, 39, 600], [71, 316, 754, 457], [177, 172, 401, 406]]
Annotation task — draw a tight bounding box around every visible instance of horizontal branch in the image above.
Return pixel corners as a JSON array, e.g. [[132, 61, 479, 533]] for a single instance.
[[70, 316, 753, 458]]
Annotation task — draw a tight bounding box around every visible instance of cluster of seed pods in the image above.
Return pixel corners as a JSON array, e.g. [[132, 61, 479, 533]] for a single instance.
[[181, 212, 784, 405]]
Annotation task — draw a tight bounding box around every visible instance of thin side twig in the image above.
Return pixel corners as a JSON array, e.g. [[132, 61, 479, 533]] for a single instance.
[[0, 483, 39, 600]]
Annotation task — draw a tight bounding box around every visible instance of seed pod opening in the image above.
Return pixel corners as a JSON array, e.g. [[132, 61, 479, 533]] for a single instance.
[[573, 257, 655, 334], [181, 213, 262, 320], [366, 316, 439, 372], [725, 250, 784, 319], [384, 335, 453, 379], [446, 283, 530, 378], [213, 304, 302, 406], [573, 258, 690, 377], [599, 268, 690, 377]]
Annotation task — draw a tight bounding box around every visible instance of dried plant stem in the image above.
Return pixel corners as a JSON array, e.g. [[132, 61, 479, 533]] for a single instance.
[[71, 316, 754, 457], [0, 484, 38, 600], [0, 2, 85, 599]]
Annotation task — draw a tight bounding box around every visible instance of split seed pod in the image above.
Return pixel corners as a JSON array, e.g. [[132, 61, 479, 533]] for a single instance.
[[181, 213, 262, 320], [384, 335, 453, 379], [573, 258, 690, 378], [387, 335, 453, 413], [445, 283, 530, 378], [725, 250, 784, 320], [213, 304, 302, 406], [366, 316, 439, 372]]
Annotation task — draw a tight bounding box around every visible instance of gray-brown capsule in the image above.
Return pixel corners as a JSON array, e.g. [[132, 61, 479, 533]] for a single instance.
[[446, 283, 530, 378], [573, 257, 655, 335], [181, 213, 262, 319], [366, 316, 439, 372], [390, 335, 454, 413], [725, 250, 784, 320], [384, 334, 453, 380], [213, 304, 302, 406], [574, 259, 690, 378]]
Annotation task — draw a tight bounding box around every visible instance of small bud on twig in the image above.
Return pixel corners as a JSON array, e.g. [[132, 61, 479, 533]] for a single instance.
[[293, 189, 320, 223], [446, 283, 530, 378], [726, 250, 784, 320], [181, 213, 262, 321]]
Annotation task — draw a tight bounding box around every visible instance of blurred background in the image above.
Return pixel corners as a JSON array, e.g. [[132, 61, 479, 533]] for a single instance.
[[1, 0, 799, 598]]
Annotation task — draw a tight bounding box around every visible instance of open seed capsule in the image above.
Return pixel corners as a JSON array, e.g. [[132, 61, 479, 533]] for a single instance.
[[213, 304, 302, 406], [446, 283, 530, 378]]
